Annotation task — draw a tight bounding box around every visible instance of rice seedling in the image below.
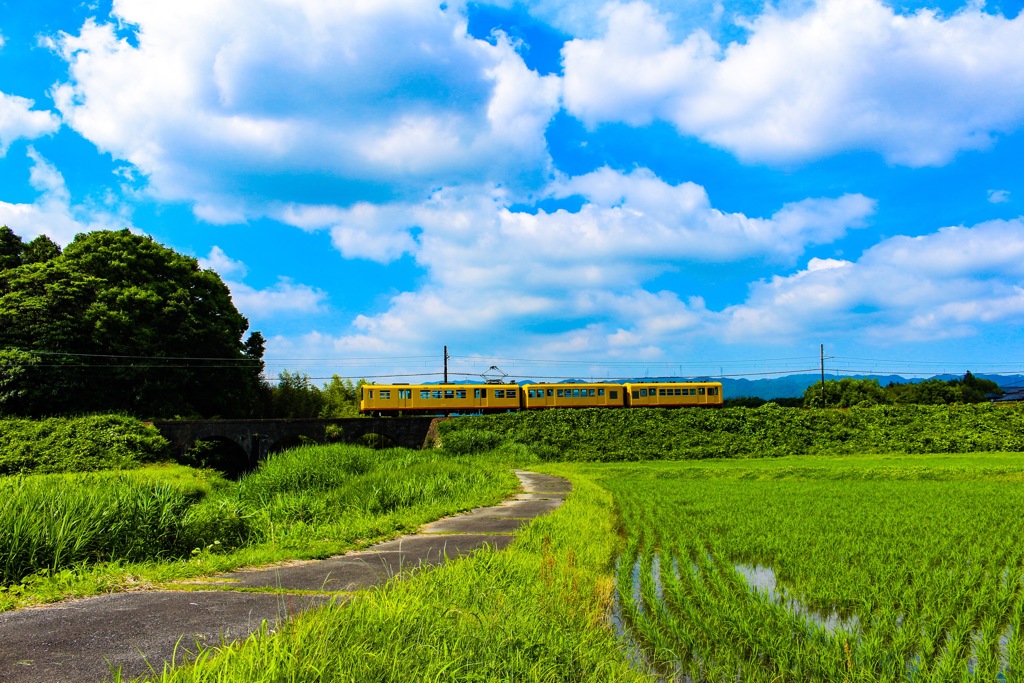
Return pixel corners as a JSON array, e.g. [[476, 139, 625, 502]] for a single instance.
[[588, 453, 1024, 681]]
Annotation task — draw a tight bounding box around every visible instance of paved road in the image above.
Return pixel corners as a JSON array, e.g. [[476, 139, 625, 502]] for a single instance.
[[0, 470, 571, 683]]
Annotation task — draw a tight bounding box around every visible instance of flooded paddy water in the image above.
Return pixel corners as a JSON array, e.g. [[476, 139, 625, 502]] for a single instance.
[[590, 454, 1024, 681]]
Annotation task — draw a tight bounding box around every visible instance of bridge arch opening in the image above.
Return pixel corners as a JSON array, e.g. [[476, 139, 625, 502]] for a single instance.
[[268, 434, 315, 455], [183, 437, 253, 479], [355, 432, 397, 450]]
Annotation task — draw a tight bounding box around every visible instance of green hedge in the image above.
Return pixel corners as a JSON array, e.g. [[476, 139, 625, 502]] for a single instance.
[[436, 403, 1024, 461], [0, 414, 169, 475]]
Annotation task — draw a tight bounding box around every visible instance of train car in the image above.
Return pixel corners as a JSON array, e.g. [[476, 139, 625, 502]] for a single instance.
[[360, 383, 521, 415], [522, 383, 625, 409], [623, 381, 723, 408]]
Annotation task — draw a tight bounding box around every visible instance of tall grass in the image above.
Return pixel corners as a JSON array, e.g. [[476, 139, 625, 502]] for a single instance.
[[1, 444, 518, 594], [0, 469, 211, 585], [129, 468, 647, 683]]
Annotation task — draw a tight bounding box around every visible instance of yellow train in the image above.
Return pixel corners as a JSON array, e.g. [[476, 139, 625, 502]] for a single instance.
[[360, 380, 723, 415]]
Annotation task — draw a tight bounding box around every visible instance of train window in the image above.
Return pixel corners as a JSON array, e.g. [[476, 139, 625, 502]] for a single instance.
[[632, 391, 639, 399], [399, 390, 411, 399], [495, 390, 505, 398], [444, 390, 455, 399], [690, 389, 697, 395], [698, 387, 706, 395], [640, 389, 647, 397], [456, 390, 467, 398], [368, 390, 374, 399], [598, 389, 605, 396], [507, 389, 517, 398], [611, 391, 618, 399], [659, 389, 666, 396], [432, 390, 442, 399], [676, 389, 682, 395], [420, 390, 430, 399], [547, 389, 554, 397], [557, 389, 564, 397], [380, 390, 391, 399], [709, 387, 718, 395]]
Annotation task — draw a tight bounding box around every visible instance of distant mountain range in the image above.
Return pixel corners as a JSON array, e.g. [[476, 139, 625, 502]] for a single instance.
[[712, 373, 1024, 400]]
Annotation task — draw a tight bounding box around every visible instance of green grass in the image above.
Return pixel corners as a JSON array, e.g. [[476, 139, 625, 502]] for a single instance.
[[126, 465, 646, 683], [0, 444, 519, 611], [438, 403, 1024, 460]]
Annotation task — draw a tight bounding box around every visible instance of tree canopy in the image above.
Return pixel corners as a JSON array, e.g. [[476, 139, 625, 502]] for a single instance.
[[0, 227, 265, 418], [803, 373, 1002, 408]]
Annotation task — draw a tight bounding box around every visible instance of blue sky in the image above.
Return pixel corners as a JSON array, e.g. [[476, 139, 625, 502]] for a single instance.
[[2, 0, 1024, 383]]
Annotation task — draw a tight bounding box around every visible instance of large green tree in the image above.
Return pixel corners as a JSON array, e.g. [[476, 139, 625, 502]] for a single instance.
[[0, 227, 265, 418]]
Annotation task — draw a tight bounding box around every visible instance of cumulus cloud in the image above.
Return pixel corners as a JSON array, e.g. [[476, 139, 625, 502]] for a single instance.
[[226, 278, 328, 320], [50, 0, 561, 219], [719, 219, 1024, 342], [988, 189, 1011, 204], [196, 246, 327, 320], [562, 0, 1024, 166], [0, 91, 60, 155], [0, 147, 130, 244], [268, 168, 871, 356], [198, 245, 247, 278]]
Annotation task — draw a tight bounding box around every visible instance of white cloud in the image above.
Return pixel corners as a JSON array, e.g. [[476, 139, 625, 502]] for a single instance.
[[0, 147, 130, 244], [719, 219, 1024, 342], [226, 278, 328, 320], [0, 91, 60, 155], [562, 0, 1024, 166], [198, 245, 247, 278], [276, 167, 873, 268], [51, 1, 561, 219], [270, 168, 870, 356], [988, 189, 1011, 204], [194, 245, 327, 320]]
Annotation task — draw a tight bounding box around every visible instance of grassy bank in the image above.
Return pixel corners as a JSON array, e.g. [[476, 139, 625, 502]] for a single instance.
[[0, 443, 518, 610], [0, 414, 168, 475], [129, 466, 645, 683], [438, 403, 1024, 460]]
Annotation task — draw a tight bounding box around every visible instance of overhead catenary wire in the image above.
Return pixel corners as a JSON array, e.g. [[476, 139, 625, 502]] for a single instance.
[[2, 346, 1022, 382]]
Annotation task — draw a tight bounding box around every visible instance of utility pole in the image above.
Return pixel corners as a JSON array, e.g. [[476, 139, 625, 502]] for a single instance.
[[820, 343, 825, 407], [443, 345, 449, 384]]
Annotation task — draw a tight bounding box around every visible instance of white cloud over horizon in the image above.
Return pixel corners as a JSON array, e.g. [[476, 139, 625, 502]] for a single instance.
[[261, 168, 875, 357], [562, 0, 1024, 166], [719, 218, 1024, 343], [260, 215, 1024, 364]]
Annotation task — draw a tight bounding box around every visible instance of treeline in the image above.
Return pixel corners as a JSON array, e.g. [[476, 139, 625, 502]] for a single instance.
[[267, 372, 365, 418], [437, 403, 1024, 461], [802, 372, 1001, 408]]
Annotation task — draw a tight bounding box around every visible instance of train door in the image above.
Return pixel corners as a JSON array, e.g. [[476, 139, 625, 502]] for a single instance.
[[397, 388, 412, 410], [473, 387, 487, 412]]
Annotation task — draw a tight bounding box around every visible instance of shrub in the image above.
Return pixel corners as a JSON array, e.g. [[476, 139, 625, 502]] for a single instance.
[[440, 428, 504, 455], [0, 414, 169, 475]]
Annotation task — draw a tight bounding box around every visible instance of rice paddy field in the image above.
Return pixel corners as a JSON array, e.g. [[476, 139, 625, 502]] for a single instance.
[[581, 453, 1024, 682]]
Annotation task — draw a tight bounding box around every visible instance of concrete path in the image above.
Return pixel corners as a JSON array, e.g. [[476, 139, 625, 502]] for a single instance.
[[0, 470, 570, 683]]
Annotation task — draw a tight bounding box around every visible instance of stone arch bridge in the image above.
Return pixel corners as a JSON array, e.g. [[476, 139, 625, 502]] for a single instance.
[[150, 417, 439, 468]]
